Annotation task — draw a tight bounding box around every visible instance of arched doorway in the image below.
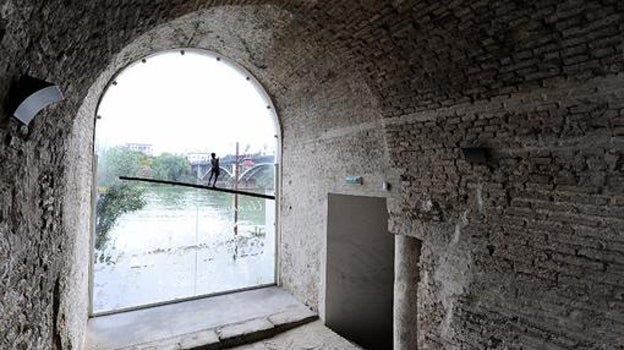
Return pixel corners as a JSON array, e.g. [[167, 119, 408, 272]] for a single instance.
[[91, 49, 280, 315]]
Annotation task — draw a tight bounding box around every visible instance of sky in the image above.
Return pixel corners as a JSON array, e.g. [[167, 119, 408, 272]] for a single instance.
[[96, 51, 277, 157]]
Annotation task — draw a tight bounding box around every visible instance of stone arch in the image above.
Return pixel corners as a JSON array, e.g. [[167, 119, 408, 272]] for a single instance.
[[88, 46, 284, 312], [65, 4, 387, 347], [91, 46, 282, 158]]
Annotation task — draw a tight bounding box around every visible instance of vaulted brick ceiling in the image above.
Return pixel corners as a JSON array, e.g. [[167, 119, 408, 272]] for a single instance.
[[3, 0, 619, 125]]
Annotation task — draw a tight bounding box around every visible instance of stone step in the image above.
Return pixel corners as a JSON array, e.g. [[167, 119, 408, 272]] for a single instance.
[[230, 320, 364, 350], [111, 308, 318, 350]]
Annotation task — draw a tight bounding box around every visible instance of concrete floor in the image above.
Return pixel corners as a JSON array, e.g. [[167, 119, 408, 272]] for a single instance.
[[86, 287, 317, 349], [231, 320, 362, 350]]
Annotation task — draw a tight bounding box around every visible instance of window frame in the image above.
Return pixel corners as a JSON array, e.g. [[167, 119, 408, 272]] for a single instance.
[[88, 49, 282, 317]]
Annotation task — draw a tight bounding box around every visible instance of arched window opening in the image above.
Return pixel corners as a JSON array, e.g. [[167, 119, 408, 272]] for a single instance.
[[92, 50, 279, 315]]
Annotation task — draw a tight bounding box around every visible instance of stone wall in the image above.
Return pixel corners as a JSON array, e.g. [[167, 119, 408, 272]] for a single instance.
[[278, 1, 624, 348], [387, 74, 623, 348], [0, 1, 90, 347], [376, 1, 624, 347], [0, 1, 621, 349], [0, 1, 208, 348]]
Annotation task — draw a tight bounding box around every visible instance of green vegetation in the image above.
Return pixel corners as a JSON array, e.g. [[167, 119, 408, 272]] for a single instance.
[[94, 146, 274, 253], [95, 182, 146, 250], [97, 147, 149, 187], [95, 146, 193, 250], [151, 153, 193, 182]]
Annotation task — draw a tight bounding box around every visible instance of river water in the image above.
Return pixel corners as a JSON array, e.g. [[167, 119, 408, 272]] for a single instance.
[[92, 185, 275, 313]]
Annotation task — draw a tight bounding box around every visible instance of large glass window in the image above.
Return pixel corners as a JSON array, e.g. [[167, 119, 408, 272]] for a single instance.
[[92, 50, 278, 314]]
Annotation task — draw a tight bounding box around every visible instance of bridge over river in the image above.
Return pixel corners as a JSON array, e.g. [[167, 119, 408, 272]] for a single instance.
[[189, 154, 275, 187]]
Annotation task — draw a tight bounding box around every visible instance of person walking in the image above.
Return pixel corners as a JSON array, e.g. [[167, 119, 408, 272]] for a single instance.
[[207, 152, 220, 187]]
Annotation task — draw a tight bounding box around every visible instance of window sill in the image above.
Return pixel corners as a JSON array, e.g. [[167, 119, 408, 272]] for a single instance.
[[86, 286, 317, 350]]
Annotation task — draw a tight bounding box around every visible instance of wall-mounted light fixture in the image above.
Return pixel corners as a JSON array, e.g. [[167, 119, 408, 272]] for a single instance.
[[5, 75, 64, 125], [461, 147, 488, 165]]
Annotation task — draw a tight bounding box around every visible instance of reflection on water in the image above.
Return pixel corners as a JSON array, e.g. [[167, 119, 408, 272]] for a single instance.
[[93, 185, 275, 313]]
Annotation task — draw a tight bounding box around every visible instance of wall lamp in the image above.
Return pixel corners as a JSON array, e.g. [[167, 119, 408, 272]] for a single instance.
[[5, 75, 64, 125]]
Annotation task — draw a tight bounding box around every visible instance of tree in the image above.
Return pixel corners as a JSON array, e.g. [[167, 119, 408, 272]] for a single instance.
[[97, 147, 149, 187], [152, 153, 192, 182], [95, 182, 146, 250], [95, 146, 150, 251], [93, 148, 192, 252]]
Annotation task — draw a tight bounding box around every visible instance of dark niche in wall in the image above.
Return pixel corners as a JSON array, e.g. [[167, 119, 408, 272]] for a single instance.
[[326, 194, 395, 350]]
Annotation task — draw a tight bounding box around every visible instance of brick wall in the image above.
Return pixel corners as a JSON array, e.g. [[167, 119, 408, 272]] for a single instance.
[[387, 73, 623, 348]]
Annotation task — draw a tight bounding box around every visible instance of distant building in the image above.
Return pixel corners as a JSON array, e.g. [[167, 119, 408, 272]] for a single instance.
[[186, 152, 211, 164], [124, 143, 153, 156]]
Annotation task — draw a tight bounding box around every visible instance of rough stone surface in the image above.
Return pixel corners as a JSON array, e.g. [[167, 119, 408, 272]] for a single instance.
[[230, 320, 361, 350], [85, 286, 317, 350], [168, 330, 219, 350], [266, 308, 317, 328], [0, 1, 621, 349], [217, 319, 275, 341], [386, 73, 624, 349]]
